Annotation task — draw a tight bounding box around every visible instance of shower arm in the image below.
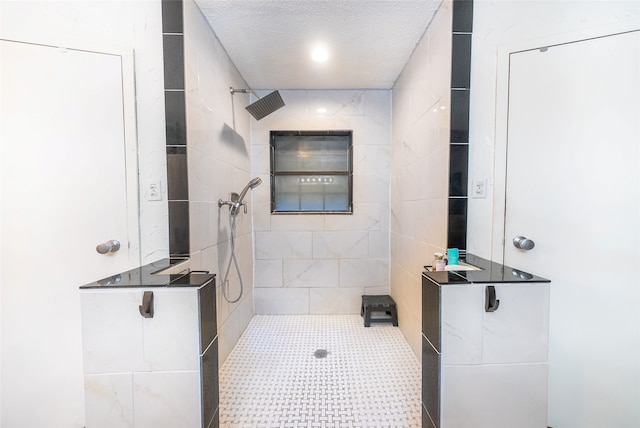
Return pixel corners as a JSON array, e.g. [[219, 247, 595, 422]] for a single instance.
[[230, 87, 261, 99]]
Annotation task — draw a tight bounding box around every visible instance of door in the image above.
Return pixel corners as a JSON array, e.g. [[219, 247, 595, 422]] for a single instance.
[[1, 40, 140, 426], [503, 32, 639, 427]]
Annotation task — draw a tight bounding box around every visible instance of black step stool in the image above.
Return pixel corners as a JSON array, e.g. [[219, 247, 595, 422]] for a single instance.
[[361, 295, 398, 327]]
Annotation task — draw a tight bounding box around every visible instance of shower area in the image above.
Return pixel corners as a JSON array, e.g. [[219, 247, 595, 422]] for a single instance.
[[169, 0, 452, 424], [170, 0, 452, 372]]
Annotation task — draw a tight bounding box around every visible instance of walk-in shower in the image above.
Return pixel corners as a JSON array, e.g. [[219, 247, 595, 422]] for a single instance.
[[218, 177, 262, 303], [230, 87, 285, 120]]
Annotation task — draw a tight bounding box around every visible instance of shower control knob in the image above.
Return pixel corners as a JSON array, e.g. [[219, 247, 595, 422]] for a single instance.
[[513, 236, 535, 251]]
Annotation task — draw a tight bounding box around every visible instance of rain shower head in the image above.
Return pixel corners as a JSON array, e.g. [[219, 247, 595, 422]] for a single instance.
[[230, 87, 285, 120]]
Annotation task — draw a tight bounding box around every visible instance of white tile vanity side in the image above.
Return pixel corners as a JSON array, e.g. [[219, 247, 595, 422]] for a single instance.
[[440, 285, 483, 366], [84, 373, 135, 428], [81, 290, 145, 374], [482, 283, 550, 364], [141, 288, 200, 371], [133, 371, 201, 428], [441, 362, 549, 428]]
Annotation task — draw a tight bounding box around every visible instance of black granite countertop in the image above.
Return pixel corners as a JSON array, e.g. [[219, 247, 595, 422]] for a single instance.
[[423, 253, 549, 285], [80, 258, 215, 289]]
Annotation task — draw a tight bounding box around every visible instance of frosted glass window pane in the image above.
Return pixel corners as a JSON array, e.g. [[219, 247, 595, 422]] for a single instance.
[[274, 136, 349, 172], [274, 175, 350, 212]]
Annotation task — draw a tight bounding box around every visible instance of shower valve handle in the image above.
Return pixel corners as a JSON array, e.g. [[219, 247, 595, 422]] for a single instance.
[[230, 201, 247, 215]]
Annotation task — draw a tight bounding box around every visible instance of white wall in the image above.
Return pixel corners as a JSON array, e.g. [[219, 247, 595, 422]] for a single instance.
[[182, 0, 256, 365], [467, 0, 640, 258], [0, 1, 169, 263], [0, 1, 168, 426], [391, 0, 452, 359], [250, 90, 392, 316], [466, 1, 640, 427]]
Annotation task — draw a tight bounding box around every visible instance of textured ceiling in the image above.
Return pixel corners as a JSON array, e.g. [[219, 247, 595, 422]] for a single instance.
[[194, 0, 441, 90]]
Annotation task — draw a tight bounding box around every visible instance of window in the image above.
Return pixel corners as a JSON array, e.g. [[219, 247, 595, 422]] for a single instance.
[[270, 130, 353, 214]]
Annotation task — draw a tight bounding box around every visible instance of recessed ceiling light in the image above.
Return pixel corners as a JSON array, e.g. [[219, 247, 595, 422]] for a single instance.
[[316, 107, 327, 114], [311, 47, 329, 62]]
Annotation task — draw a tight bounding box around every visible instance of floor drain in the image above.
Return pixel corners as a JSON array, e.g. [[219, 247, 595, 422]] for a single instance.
[[313, 349, 328, 359]]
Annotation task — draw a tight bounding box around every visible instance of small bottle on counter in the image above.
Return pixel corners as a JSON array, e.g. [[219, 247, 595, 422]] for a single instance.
[[432, 252, 446, 271]]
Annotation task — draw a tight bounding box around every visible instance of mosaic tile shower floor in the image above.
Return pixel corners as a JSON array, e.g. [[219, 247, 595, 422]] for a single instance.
[[219, 315, 421, 427]]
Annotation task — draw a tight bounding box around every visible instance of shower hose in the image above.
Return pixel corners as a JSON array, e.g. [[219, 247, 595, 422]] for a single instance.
[[222, 210, 243, 303]]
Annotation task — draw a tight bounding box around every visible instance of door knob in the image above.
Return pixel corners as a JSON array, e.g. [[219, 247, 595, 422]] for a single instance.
[[513, 236, 535, 250], [96, 239, 121, 254]]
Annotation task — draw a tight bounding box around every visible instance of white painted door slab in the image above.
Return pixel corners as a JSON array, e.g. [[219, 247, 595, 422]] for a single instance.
[[1, 40, 140, 427], [504, 31, 639, 427]]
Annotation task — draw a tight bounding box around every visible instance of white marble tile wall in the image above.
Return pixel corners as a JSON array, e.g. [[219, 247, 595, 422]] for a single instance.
[[391, 0, 452, 359], [183, 0, 255, 365], [251, 90, 392, 316], [80, 288, 204, 428], [440, 285, 484, 366], [133, 371, 202, 428], [441, 363, 549, 428]]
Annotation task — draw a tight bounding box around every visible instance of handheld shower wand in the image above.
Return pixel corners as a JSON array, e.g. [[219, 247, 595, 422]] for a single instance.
[[233, 177, 262, 215], [218, 177, 263, 303]]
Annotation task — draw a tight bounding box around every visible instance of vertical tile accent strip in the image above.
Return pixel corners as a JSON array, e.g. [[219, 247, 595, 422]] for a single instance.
[[449, 144, 469, 197], [162, 35, 185, 90], [165, 91, 187, 146], [452, 0, 474, 33], [162, 0, 189, 257], [447, 198, 468, 250], [166, 147, 189, 200], [161, 0, 184, 33], [168, 200, 190, 255], [448, 0, 473, 252]]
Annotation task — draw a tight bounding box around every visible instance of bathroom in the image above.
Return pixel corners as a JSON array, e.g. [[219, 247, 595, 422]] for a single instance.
[[1, 0, 638, 427]]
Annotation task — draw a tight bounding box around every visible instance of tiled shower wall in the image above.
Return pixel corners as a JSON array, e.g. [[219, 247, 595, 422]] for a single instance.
[[390, 0, 453, 359], [162, 0, 257, 365], [250, 90, 392, 315]]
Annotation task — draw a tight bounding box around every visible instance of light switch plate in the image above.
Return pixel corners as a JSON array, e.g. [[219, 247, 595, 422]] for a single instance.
[[147, 181, 162, 201], [471, 179, 487, 199]]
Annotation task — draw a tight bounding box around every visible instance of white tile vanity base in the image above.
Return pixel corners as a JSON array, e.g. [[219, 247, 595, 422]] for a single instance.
[[441, 363, 548, 428], [84, 371, 202, 428], [422, 274, 550, 428], [81, 282, 217, 428]]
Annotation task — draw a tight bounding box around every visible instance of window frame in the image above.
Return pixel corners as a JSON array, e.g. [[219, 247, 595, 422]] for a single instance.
[[270, 130, 353, 215]]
